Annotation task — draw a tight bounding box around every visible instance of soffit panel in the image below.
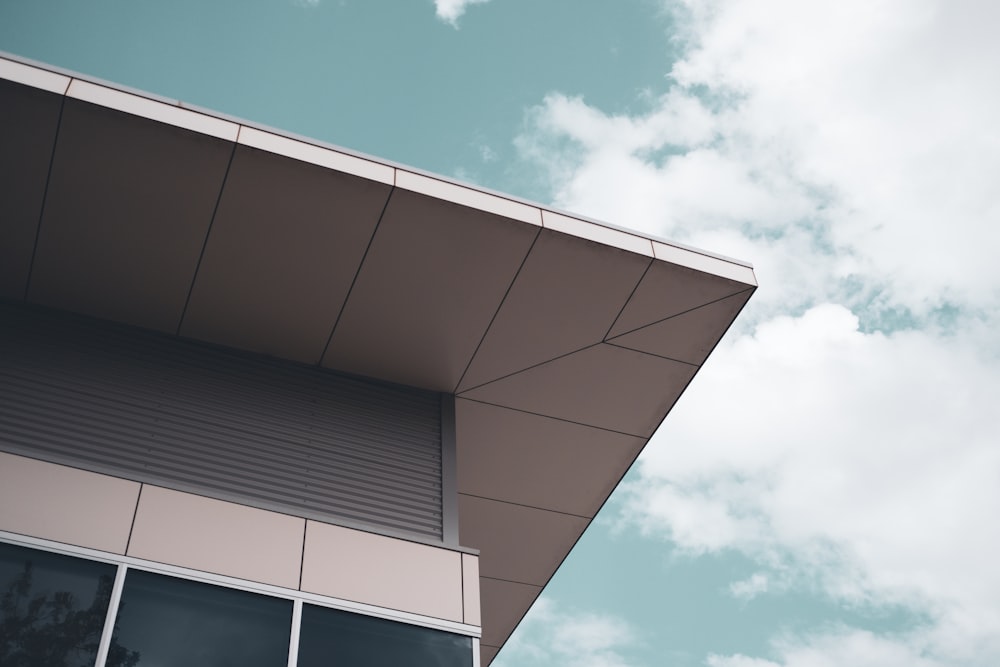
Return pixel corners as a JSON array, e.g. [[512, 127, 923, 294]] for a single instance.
[[478, 577, 541, 648], [0, 79, 62, 300], [608, 259, 751, 338], [322, 188, 539, 392], [457, 229, 650, 391], [481, 645, 500, 667], [609, 288, 754, 365], [28, 98, 233, 333], [180, 144, 391, 364], [459, 343, 697, 437], [456, 398, 645, 517], [458, 493, 588, 587]]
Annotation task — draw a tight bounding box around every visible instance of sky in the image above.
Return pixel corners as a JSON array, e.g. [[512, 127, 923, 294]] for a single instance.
[[2, 1, 999, 665]]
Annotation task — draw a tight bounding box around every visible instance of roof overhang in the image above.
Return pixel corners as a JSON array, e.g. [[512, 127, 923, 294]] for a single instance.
[[0, 53, 756, 659]]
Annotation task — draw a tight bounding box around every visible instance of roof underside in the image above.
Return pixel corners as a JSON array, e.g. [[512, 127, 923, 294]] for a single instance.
[[0, 53, 756, 662]]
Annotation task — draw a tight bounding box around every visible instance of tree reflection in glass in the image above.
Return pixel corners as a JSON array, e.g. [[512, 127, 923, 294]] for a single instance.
[[0, 542, 139, 667]]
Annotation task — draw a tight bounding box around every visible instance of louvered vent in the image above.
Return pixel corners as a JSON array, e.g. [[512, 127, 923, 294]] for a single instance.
[[0, 302, 443, 540]]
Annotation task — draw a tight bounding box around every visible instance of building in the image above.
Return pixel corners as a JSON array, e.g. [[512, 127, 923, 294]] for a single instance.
[[0, 52, 756, 666]]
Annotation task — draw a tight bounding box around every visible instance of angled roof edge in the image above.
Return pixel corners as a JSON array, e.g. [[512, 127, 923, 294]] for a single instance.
[[0, 50, 756, 286]]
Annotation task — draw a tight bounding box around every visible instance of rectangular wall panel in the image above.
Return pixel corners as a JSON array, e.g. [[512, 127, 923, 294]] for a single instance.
[[127, 485, 305, 588], [301, 520, 464, 622], [0, 451, 140, 553], [0, 302, 444, 540]]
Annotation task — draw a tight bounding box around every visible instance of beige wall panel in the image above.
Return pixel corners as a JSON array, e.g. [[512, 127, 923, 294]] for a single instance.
[[462, 553, 482, 626], [127, 485, 304, 589], [0, 452, 139, 553], [301, 521, 463, 622]]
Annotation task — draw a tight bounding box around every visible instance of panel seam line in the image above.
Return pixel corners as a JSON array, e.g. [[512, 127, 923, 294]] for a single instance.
[[453, 228, 541, 392], [607, 286, 756, 340], [454, 397, 646, 438], [318, 184, 396, 365], [458, 492, 591, 519], [176, 140, 239, 335], [23, 93, 68, 301]]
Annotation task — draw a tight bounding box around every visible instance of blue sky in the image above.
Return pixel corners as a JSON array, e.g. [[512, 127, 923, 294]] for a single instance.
[[3, 1, 999, 665]]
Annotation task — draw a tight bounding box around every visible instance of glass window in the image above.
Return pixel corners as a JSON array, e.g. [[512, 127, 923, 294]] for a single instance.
[[297, 604, 473, 667], [0, 541, 117, 667], [109, 569, 292, 667]]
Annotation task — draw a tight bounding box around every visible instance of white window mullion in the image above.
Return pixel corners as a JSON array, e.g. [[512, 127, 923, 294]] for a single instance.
[[93, 563, 128, 667], [287, 598, 303, 667]]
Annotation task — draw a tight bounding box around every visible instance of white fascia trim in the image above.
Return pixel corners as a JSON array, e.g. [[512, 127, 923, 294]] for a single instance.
[[542, 210, 655, 258], [395, 170, 542, 226], [238, 126, 394, 186], [652, 240, 758, 286], [66, 79, 239, 142], [0, 531, 481, 638], [0, 56, 71, 94]]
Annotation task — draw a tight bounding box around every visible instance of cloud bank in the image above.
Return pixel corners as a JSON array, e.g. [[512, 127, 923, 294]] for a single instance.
[[514, 0, 1000, 664]]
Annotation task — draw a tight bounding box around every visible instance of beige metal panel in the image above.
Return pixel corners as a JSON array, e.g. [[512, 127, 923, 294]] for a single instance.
[[609, 289, 755, 365], [459, 343, 697, 437], [479, 577, 541, 648], [301, 521, 464, 622], [180, 145, 391, 363], [541, 210, 654, 257], [456, 399, 644, 517], [459, 494, 588, 587], [0, 79, 62, 300], [652, 239, 757, 286], [457, 229, 649, 391], [481, 645, 500, 666], [28, 98, 233, 332], [608, 258, 752, 338], [127, 485, 305, 589], [463, 553, 482, 626], [0, 451, 139, 554], [322, 188, 539, 392]]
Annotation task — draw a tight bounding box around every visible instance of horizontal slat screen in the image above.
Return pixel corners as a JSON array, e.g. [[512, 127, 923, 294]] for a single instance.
[[0, 302, 443, 540]]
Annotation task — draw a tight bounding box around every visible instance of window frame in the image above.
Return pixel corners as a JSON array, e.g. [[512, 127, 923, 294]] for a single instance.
[[0, 530, 481, 667]]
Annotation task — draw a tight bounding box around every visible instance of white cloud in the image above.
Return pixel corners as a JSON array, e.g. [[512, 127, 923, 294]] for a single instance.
[[434, 0, 490, 27], [709, 627, 950, 667], [513, 0, 1000, 664], [730, 573, 769, 600], [624, 304, 1000, 665], [516, 0, 1000, 316], [496, 598, 638, 667], [619, 305, 1000, 664]]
